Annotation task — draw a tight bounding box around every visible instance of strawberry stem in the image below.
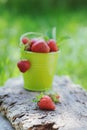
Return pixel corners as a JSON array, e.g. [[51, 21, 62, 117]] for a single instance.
[[32, 92, 44, 103], [32, 91, 60, 104]]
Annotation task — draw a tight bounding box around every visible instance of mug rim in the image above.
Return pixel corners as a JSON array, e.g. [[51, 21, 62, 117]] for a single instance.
[[23, 50, 60, 55]]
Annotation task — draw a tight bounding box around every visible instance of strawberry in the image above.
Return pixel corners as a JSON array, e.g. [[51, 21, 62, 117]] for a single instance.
[[37, 95, 55, 110], [48, 39, 58, 52], [31, 40, 50, 53], [17, 60, 31, 73], [31, 38, 38, 46], [30, 38, 38, 50], [22, 37, 29, 44]]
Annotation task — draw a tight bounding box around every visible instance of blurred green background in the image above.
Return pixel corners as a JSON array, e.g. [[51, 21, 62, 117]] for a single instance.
[[0, 0, 87, 90]]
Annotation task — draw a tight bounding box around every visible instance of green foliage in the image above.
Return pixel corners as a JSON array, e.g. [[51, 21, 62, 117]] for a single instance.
[[0, 8, 87, 90], [0, 0, 87, 13]]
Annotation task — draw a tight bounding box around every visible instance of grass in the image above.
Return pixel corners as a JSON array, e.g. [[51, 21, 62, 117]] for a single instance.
[[0, 9, 87, 90]]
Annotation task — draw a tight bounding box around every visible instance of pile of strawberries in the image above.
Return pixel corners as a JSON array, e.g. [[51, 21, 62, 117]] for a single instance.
[[21, 37, 59, 53], [17, 36, 59, 73]]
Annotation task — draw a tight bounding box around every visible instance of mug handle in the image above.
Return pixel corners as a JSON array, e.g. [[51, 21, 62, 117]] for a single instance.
[[20, 32, 43, 43]]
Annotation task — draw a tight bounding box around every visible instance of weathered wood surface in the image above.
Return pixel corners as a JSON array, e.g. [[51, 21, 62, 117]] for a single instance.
[[0, 76, 87, 130], [0, 113, 14, 130]]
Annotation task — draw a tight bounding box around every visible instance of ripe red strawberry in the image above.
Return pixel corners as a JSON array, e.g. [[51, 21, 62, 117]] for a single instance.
[[17, 60, 31, 73], [30, 38, 38, 50], [37, 95, 55, 110], [48, 39, 58, 52], [31, 38, 38, 46], [22, 37, 29, 44], [31, 40, 50, 53]]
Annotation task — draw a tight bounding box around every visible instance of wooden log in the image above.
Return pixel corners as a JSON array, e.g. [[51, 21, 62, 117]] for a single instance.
[[0, 76, 87, 130], [0, 113, 14, 130]]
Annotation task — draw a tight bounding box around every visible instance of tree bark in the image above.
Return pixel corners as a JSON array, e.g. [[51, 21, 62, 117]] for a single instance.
[[0, 76, 87, 130]]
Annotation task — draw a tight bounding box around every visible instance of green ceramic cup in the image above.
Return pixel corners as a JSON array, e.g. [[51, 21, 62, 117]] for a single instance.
[[21, 51, 58, 91], [20, 32, 58, 91]]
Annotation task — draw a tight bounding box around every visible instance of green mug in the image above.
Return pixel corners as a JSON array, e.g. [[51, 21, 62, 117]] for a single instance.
[[20, 32, 58, 91]]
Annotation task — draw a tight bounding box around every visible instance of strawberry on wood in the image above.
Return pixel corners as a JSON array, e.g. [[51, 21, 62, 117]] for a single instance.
[[37, 95, 55, 110]]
